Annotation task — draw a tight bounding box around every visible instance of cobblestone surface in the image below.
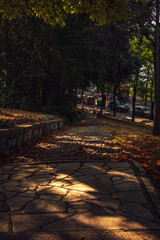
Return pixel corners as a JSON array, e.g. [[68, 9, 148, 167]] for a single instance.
[[0, 110, 160, 239]]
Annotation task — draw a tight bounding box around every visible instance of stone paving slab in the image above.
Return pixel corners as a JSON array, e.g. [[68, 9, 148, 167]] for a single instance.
[[0, 213, 9, 232], [0, 230, 160, 240], [0, 112, 160, 239], [0, 161, 159, 235]]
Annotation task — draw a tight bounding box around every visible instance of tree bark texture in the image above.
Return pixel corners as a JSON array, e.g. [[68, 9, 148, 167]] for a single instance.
[[150, 73, 154, 120], [153, 0, 160, 135], [113, 85, 117, 117], [132, 69, 139, 122]]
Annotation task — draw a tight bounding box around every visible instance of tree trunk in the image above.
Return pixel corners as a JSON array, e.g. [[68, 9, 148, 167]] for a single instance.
[[153, 0, 160, 135], [144, 72, 149, 105], [150, 103, 154, 120], [132, 85, 136, 122], [113, 85, 116, 117], [100, 92, 103, 114], [79, 89, 84, 104], [100, 91, 106, 113], [150, 74, 154, 120], [113, 65, 118, 118], [102, 93, 106, 110], [132, 69, 139, 122]]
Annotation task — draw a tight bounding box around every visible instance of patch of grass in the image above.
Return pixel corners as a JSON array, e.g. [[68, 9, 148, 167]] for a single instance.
[[0, 108, 60, 127], [98, 116, 160, 189]]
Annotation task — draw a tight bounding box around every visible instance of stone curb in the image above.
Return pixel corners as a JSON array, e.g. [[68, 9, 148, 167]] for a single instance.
[[98, 113, 160, 223], [0, 119, 65, 151], [131, 160, 160, 220]]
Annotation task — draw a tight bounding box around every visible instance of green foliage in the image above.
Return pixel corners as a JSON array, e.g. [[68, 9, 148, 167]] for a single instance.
[[0, 14, 134, 120], [129, 36, 153, 65], [137, 64, 154, 103], [0, 14, 94, 121], [91, 22, 133, 96], [0, 0, 128, 26], [129, 35, 154, 103]]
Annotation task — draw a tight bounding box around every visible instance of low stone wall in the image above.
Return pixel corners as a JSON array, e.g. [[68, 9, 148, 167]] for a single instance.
[[0, 119, 64, 151]]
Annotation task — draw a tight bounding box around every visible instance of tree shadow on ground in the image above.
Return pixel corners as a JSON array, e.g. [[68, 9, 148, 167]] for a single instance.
[[0, 160, 159, 239], [0, 110, 160, 239]]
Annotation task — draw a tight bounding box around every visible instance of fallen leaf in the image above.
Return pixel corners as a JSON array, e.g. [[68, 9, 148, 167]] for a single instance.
[[76, 147, 84, 152], [80, 235, 85, 240], [117, 153, 129, 160], [86, 155, 90, 161]]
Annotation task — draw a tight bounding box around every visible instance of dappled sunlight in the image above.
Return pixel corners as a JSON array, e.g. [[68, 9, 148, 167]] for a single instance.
[[0, 108, 58, 127], [145, 121, 154, 126], [38, 186, 68, 195], [107, 170, 135, 179], [66, 183, 98, 192], [2, 107, 158, 239], [126, 116, 146, 123], [81, 104, 154, 127], [18, 124, 121, 163], [62, 189, 96, 202], [38, 142, 61, 149], [126, 116, 153, 126], [1, 158, 159, 237], [73, 213, 148, 230], [86, 164, 106, 173]]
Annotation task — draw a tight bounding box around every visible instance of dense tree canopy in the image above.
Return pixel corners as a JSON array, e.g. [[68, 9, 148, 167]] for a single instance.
[[127, 0, 160, 135], [92, 22, 133, 115], [0, 14, 95, 121], [0, 0, 128, 26], [0, 0, 160, 135]]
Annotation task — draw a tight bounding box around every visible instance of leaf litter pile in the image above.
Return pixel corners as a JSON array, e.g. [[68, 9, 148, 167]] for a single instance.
[[99, 117, 160, 189]]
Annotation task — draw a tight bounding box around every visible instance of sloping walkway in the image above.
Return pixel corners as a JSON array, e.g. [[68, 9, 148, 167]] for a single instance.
[[0, 110, 160, 240]]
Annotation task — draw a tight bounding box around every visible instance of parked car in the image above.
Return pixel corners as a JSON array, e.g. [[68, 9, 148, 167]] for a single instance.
[[117, 104, 130, 112], [134, 106, 150, 118], [108, 101, 121, 110], [108, 101, 129, 112]]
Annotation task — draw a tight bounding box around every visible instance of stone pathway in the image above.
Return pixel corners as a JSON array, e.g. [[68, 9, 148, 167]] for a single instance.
[[0, 111, 160, 240]]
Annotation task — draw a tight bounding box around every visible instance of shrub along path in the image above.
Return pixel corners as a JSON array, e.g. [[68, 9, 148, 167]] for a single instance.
[[0, 109, 160, 240]]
